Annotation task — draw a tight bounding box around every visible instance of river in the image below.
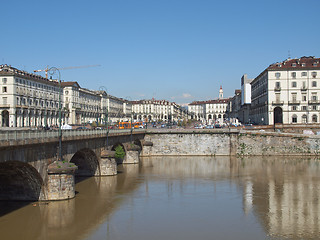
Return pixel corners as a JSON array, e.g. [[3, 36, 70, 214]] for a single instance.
[[1, 156, 320, 239]]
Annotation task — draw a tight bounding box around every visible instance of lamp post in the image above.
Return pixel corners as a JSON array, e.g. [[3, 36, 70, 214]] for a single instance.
[[99, 86, 109, 146], [126, 96, 133, 142], [48, 67, 62, 161]]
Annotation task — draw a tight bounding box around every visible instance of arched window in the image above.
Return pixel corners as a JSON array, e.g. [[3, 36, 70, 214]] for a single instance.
[[292, 114, 297, 123], [302, 114, 307, 123], [312, 114, 318, 123]]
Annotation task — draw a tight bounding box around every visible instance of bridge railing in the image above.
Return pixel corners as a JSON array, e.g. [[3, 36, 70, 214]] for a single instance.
[[0, 129, 145, 141]]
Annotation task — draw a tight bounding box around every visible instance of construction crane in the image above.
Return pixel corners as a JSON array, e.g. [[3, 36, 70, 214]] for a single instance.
[[34, 64, 101, 78]]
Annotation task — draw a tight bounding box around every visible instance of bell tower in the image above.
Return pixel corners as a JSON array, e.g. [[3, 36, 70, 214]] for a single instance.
[[219, 86, 223, 99]]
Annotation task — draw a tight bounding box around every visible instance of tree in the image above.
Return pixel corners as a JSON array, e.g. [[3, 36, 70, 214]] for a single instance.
[[114, 145, 125, 159]]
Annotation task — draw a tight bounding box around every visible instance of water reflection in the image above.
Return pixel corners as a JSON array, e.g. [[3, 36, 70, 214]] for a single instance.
[[0, 156, 320, 239], [0, 164, 142, 240], [232, 156, 320, 239]]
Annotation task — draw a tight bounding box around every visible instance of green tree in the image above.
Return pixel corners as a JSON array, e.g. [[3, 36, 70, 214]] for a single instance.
[[114, 145, 125, 159]]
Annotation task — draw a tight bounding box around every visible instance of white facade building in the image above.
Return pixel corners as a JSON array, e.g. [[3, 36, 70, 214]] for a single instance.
[[188, 86, 230, 124], [250, 56, 320, 125], [131, 99, 188, 122], [0, 65, 132, 128], [0, 65, 63, 127]]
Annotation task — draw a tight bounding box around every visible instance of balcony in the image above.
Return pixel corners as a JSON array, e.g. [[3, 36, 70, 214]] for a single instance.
[[301, 86, 307, 91], [274, 86, 281, 91], [272, 101, 284, 105], [288, 100, 300, 105], [0, 104, 10, 108], [308, 100, 320, 104]]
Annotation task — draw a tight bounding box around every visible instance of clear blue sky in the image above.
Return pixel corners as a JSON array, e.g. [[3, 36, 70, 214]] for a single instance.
[[1, 0, 319, 105]]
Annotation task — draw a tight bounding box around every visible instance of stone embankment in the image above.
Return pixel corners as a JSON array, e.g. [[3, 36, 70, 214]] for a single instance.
[[143, 129, 320, 156]]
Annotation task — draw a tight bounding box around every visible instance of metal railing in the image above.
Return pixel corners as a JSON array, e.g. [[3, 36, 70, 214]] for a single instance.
[[0, 128, 146, 141]]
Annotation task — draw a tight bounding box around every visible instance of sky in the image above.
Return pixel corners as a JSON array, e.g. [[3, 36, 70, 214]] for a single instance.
[[1, 0, 320, 105]]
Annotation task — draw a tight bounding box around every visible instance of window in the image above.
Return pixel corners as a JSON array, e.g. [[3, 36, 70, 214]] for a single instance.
[[275, 82, 281, 88], [302, 63, 306, 67], [2, 78, 7, 84], [312, 72, 317, 78], [291, 72, 296, 78], [302, 94, 307, 101], [2, 87, 7, 93], [275, 72, 281, 78], [313, 62, 318, 67], [292, 63, 296, 67], [292, 93, 297, 102], [2, 97, 7, 104], [312, 81, 317, 87], [292, 106, 297, 111], [301, 72, 307, 77], [302, 115, 307, 123], [292, 115, 297, 123], [312, 93, 317, 101], [312, 105, 317, 110], [292, 82, 297, 87], [312, 115, 318, 123], [302, 106, 307, 111]]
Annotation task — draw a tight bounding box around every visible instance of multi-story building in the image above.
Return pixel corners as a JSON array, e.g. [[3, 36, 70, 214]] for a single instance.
[[188, 86, 231, 124], [0, 65, 132, 127], [0, 64, 64, 127], [227, 89, 241, 124], [250, 56, 320, 125], [131, 99, 188, 123]]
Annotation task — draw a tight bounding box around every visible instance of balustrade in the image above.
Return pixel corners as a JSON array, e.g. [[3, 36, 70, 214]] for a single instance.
[[0, 128, 145, 141]]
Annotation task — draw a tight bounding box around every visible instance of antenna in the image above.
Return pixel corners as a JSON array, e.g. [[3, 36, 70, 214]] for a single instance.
[[288, 50, 291, 59]]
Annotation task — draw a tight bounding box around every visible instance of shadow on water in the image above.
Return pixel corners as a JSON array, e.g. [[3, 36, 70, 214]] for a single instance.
[[0, 201, 33, 217]]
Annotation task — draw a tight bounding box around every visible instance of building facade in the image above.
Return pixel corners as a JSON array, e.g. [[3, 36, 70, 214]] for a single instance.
[[227, 89, 241, 124], [0, 65, 132, 128], [0, 65, 65, 127], [131, 99, 188, 123], [188, 86, 230, 124], [250, 56, 320, 125]]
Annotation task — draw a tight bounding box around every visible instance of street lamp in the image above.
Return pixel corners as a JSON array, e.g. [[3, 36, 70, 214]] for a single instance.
[[48, 67, 62, 161], [126, 96, 133, 142], [99, 86, 109, 146]]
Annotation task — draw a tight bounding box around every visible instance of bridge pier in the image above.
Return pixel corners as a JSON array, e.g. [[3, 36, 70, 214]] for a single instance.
[[47, 161, 78, 201], [122, 143, 140, 164], [140, 140, 153, 156], [100, 150, 117, 175]]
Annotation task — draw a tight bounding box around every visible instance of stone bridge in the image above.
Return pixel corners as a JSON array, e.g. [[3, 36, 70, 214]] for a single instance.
[[0, 129, 153, 201], [2, 128, 320, 202]]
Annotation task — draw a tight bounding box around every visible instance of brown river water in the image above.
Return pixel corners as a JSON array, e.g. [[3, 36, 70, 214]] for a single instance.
[[1, 156, 320, 240]]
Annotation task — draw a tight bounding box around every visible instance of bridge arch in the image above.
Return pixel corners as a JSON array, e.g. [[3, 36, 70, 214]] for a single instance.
[[0, 161, 43, 201], [70, 148, 100, 176]]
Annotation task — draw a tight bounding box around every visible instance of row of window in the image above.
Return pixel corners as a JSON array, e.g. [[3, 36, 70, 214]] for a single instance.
[[275, 71, 317, 79], [16, 97, 59, 108], [15, 78, 59, 92], [275, 81, 318, 88], [291, 105, 318, 111], [275, 92, 318, 102], [292, 114, 318, 123]]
